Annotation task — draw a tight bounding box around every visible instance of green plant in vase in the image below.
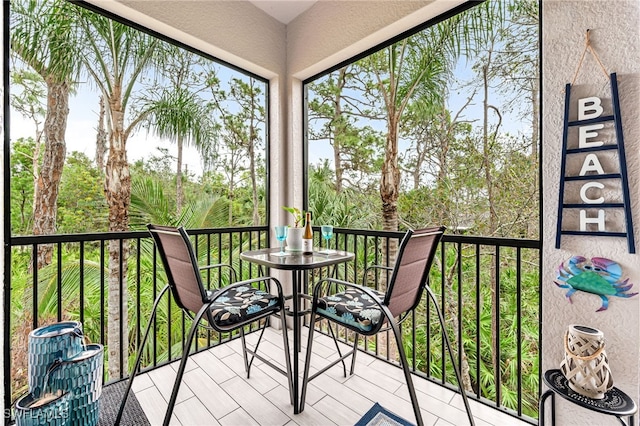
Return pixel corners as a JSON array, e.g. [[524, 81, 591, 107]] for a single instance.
[[282, 206, 306, 251], [282, 206, 304, 227]]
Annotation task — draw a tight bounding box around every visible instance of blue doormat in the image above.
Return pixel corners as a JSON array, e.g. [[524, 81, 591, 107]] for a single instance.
[[355, 402, 414, 426]]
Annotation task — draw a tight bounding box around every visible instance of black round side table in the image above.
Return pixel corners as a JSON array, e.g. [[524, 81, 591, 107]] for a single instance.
[[539, 369, 637, 426]]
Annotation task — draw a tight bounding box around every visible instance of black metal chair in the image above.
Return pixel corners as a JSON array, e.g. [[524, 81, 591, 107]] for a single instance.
[[300, 226, 474, 426], [117, 224, 293, 425]]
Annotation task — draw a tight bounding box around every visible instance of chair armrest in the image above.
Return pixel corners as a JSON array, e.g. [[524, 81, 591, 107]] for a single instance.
[[362, 264, 393, 286], [199, 263, 238, 283], [311, 277, 384, 305]]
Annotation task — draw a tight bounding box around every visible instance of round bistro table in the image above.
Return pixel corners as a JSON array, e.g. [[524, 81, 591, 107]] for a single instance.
[[539, 369, 637, 426]]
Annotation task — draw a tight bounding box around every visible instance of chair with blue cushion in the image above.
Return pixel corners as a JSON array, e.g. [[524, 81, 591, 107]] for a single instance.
[[300, 226, 474, 426], [117, 224, 293, 426]]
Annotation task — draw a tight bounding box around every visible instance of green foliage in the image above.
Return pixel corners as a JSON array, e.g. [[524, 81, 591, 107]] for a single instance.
[[308, 162, 380, 229], [10, 138, 36, 235], [58, 152, 108, 233], [282, 206, 304, 227]]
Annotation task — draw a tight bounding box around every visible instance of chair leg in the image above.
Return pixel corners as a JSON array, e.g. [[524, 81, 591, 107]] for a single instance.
[[349, 333, 359, 375], [115, 285, 170, 425], [240, 327, 250, 377], [385, 308, 425, 426], [163, 304, 210, 426], [241, 320, 270, 379], [426, 286, 475, 426], [326, 321, 349, 377]]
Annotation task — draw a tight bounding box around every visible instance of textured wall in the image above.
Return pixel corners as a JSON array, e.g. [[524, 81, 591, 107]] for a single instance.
[[542, 1, 640, 424]]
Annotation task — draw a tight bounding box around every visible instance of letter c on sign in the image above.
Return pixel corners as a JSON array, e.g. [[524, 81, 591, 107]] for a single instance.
[[580, 181, 605, 204]]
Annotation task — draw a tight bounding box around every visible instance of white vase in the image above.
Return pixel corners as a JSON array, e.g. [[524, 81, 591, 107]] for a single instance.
[[560, 324, 613, 399], [286, 227, 304, 252]]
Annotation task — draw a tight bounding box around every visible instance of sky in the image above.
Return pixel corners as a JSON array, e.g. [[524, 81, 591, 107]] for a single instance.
[[11, 87, 205, 175]]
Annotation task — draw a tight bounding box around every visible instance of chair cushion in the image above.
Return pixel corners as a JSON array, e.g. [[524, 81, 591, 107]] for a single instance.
[[208, 286, 281, 327], [316, 288, 385, 333]]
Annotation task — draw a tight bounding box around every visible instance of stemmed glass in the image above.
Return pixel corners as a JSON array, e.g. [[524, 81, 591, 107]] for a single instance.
[[273, 225, 289, 256], [320, 225, 334, 254]]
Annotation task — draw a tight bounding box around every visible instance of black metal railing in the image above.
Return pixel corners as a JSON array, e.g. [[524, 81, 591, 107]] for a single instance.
[[7, 227, 268, 401], [6, 226, 540, 424], [305, 228, 541, 424]]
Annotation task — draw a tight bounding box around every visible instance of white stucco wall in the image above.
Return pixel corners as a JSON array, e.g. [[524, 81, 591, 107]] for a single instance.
[[542, 1, 640, 424]]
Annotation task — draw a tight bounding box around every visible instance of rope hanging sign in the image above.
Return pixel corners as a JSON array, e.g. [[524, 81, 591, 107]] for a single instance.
[[569, 29, 610, 87]]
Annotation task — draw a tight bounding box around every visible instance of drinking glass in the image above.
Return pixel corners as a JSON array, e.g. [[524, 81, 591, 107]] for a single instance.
[[320, 225, 334, 253], [273, 225, 289, 256]]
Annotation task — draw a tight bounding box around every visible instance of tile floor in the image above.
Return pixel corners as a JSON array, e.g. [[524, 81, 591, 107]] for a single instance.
[[131, 327, 532, 426]]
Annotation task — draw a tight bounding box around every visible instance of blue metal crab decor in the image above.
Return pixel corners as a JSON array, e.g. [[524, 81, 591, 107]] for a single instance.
[[555, 256, 637, 312]]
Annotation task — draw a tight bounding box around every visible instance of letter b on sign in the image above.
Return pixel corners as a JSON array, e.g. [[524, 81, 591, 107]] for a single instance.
[[578, 97, 603, 120]]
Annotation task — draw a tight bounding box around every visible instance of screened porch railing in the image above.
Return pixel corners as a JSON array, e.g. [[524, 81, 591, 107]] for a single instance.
[[7, 226, 540, 424]]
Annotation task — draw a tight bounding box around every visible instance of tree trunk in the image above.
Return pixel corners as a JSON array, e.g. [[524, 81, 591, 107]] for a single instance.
[[443, 260, 474, 392], [482, 62, 500, 376], [248, 80, 260, 225], [249, 136, 259, 225], [31, 79, 69, 271], [228, 165, 235, 225], [332, 68, 347, 194], [530, 78, 539, 161], [176, 135, 183, 216], [96, 96, 107, 172], [31, 134, 41, 233], [380, 117, 400, 235], [379, 114, 401, 361], [105, 94, 130, 380]]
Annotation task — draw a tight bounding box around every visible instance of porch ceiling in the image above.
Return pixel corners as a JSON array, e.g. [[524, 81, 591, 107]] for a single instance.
[[88, 0, 467, 79], [248, 0, 317, 24]]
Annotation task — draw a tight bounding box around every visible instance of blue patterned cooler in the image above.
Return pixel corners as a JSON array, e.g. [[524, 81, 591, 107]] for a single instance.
[[28, 321, 84, 398], [47, 344, 104, 426], [15, 391, 70, 426]]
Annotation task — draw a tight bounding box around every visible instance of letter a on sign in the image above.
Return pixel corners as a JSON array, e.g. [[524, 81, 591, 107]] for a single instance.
[[579, 153, 605, 176]]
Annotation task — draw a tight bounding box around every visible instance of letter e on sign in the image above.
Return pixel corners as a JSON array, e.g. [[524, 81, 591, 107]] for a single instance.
[[579, 124, 605, 148]]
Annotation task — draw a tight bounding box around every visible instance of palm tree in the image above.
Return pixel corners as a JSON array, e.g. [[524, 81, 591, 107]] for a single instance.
[[76, 9, 160, 379], [142, 84, 213, 215], [367, 3, 498, 235], [11, 0, 82, 269], [368, 27, 456, 234]]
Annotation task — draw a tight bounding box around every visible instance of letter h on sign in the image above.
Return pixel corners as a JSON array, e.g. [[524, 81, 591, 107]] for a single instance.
[[555, 73, 635, 253]]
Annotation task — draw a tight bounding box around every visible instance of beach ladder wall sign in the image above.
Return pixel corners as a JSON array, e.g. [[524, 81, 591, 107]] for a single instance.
[[555, 72, 635, 253]]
